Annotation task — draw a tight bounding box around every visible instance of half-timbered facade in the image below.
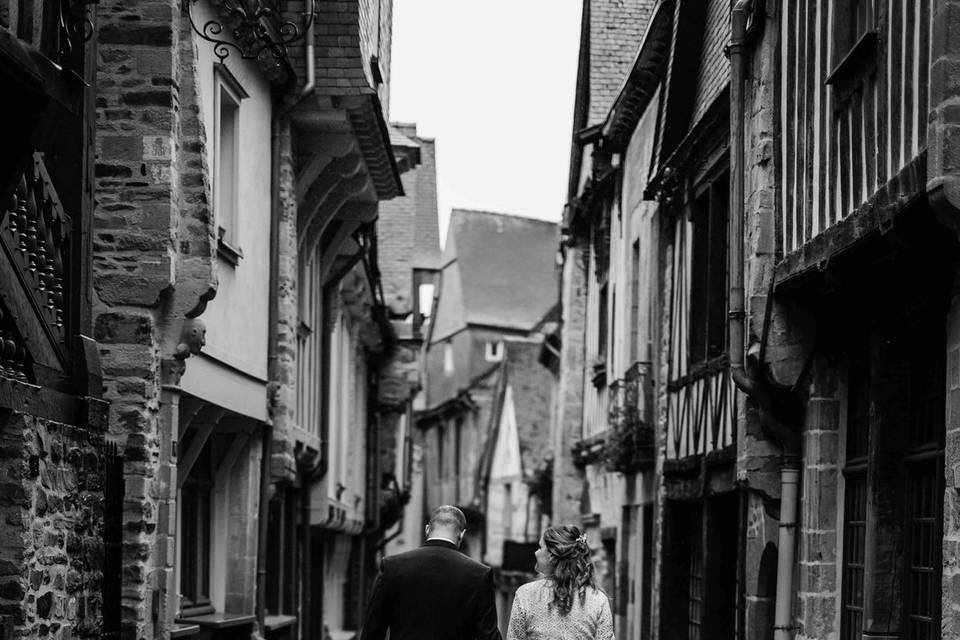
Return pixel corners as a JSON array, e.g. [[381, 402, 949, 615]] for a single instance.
[[556, 1, 960, 640], [753, 0, 960, 638]]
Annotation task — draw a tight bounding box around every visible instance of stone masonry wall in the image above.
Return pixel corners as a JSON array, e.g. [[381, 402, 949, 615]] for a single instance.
[[271, 119, 300, 483], [944, 282, 960, 637], [378, 129, 440, 317], [0, 413, 105, 640], [930, 4, 960, 631], [553, 247, 587, 523], [506, 341, 554, 475], [94, 2, 217, 637], [794, 376, 842, 640]]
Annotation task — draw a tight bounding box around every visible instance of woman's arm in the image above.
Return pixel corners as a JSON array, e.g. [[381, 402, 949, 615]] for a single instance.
[[596, 595, 615, 640], [505, 590, 527, 640]]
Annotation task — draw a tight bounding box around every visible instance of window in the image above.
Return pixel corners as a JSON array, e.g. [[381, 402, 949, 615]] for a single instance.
[[840, 321, 945, 640], [437, 426, 445, 482], [631, 240, 641, 362], [503, 483, 513, 540], [827, 0, 877, 87], [265, 492, 299, 616], [453, 417, 463, 503], [484, 341, 503, 362], [213, 64, 247, 266], [841, 340, 869, 640], [597, 283, 609, 358], [413, 268, 438, 334], [443, 342, 454, 375], [180, 440, 213, 612], [688, 171, 728, 364], [418, 284, 435, 318]]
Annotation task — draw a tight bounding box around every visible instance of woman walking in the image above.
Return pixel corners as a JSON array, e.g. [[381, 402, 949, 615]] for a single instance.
[[506, 525, 615, 640]]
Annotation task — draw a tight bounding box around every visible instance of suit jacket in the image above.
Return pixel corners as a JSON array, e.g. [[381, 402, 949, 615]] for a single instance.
[[360, 539, 502, 640]]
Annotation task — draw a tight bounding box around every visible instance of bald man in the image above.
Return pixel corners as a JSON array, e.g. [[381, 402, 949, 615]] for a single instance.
[[360, 505, 501, 640]]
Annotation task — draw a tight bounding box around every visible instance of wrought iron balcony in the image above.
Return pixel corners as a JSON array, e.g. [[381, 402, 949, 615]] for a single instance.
[[604, 362, 655, 472]]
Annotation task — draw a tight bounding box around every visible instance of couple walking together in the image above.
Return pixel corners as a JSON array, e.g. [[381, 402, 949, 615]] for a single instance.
[[360, 505, 615, 640]]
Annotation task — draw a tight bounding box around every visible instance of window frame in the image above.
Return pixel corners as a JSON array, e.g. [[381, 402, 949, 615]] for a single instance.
[[484, 340, 503, 362], [687, 169, 729, 367], [213, 63, 248, 266], [179, 439, 214, 615]]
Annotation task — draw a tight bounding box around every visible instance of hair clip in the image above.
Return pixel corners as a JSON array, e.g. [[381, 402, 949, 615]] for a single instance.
[[577, 533, 588, 547]]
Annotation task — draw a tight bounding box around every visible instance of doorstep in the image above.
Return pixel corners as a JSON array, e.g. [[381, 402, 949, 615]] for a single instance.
[[177, 612, 257, 629]]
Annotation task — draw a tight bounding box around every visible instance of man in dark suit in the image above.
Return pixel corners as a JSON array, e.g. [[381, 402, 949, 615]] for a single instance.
[[360, 505, 502, 640]]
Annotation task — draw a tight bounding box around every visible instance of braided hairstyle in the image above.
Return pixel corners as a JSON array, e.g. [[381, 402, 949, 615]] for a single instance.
[[542, 524, 596, 615]]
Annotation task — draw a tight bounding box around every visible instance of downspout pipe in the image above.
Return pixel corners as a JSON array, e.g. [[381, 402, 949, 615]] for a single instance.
[[259, 0, 317, 628], [728, 0, 754, 396], [774, 465, 800, 640]]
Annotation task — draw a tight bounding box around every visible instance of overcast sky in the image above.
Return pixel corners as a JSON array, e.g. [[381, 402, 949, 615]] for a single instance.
[[389, 0, 583, 244]]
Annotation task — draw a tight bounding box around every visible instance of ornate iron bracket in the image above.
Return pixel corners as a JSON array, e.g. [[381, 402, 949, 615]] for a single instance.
[[185, 0, 316, 69]]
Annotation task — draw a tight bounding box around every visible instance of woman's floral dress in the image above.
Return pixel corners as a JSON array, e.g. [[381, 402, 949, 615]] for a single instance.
[[506, 579, 615, 640]]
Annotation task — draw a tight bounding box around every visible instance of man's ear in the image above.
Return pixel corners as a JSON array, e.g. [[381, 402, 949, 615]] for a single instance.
[[458, 529, 466, 542], [424, 524, 430, 538]]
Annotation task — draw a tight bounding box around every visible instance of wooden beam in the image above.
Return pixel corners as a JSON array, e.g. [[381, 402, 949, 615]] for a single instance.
[[297, 153, 364, 237], [303, 176, 372, 258], [178, 409, 224, 488], [320, 220, 362, 282], [335, 202, 378, 222], [296, 153, 334, 201], [178, 395, 205, 440], [215, 429, 252, 484]]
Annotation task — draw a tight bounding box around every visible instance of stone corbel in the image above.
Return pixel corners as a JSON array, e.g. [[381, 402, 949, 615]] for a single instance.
[[159, 285, 216, 385]]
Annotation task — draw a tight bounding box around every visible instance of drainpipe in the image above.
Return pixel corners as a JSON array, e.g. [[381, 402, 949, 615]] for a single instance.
[[259, 0, 317, 629], [729, 5, 799, 640], [728, 0, 754, 396], [774, 465, 799, 640]]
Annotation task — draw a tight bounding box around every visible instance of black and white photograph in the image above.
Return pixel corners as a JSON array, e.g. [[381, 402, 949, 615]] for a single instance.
[[0, 1, 958, 639]]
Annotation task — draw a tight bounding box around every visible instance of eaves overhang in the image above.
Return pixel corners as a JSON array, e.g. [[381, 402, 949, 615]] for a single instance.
[[601, 0, 675, 152], [562, 165, 617, 240], [341, 92, 404, 200]]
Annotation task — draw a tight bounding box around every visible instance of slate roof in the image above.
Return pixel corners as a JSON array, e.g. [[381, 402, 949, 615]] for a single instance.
[[434, 210, 559, 339]]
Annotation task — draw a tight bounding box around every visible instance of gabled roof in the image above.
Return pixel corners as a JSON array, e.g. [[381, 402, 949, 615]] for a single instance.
[[431, 210, 559, 342]]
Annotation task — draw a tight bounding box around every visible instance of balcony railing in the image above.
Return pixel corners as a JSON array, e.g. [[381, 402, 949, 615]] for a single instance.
[[665, 355, 736, 460], [0, 153, 74, 379], [605, 362, 655, 472]]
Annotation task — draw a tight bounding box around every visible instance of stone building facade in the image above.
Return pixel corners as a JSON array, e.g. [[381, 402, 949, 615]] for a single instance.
[[2, 1, 416, 640], [555, 1, 960, 640], [0, 3, 112, 639]]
